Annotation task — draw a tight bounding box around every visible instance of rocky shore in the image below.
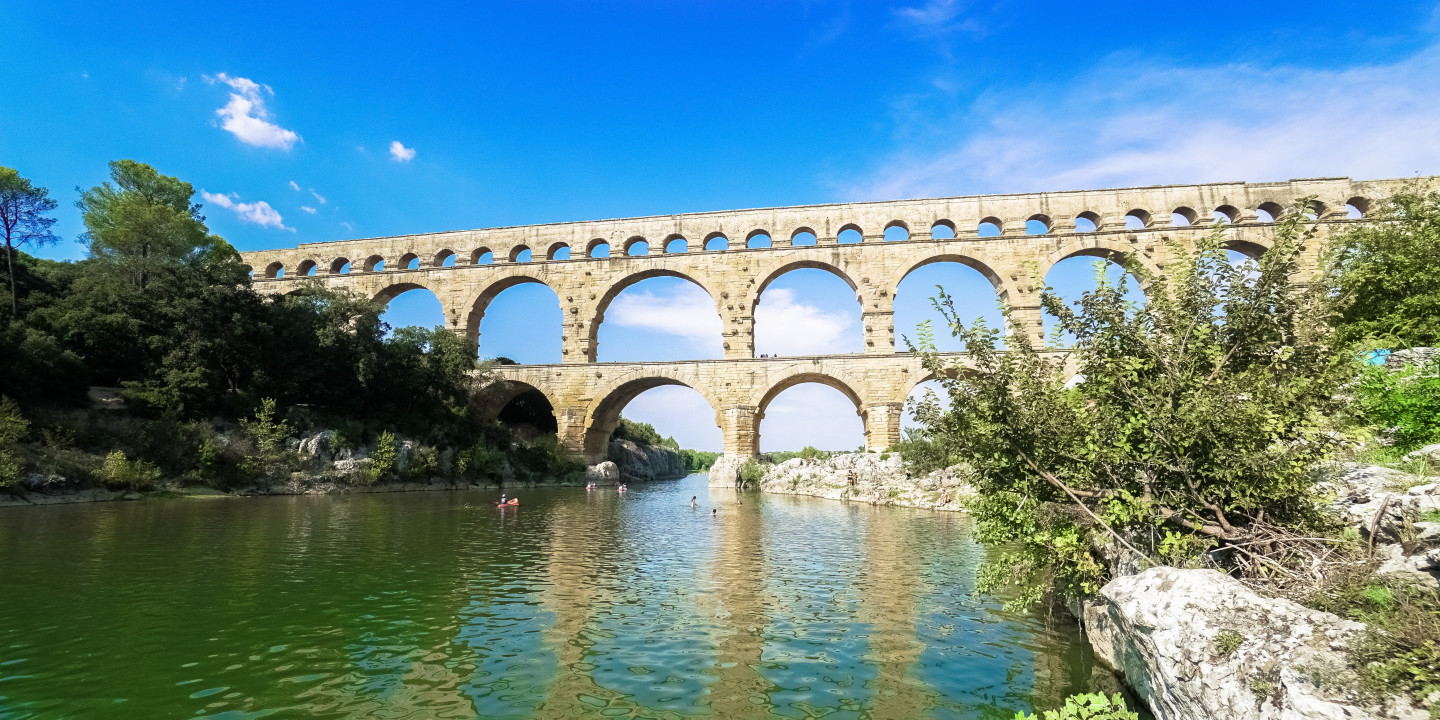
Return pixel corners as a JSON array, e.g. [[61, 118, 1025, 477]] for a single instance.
[[752, 452, 975, 511]]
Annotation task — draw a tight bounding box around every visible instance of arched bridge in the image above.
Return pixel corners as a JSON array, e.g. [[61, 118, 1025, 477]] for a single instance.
[[240, 175, 1420, 465]]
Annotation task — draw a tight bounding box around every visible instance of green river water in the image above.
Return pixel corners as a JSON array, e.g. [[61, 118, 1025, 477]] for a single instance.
[[0, 473, 1134, 719]]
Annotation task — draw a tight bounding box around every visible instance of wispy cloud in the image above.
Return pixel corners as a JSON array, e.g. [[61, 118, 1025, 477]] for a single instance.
[[288, 180, 300, 191], [606, 285, 723, 352], [300, 206, 317, 214], [310, 189, 327, 204], [204, 73, 301, 150], [389, 140, 417, 162], [841, 43, 1440, 200], [200, 191, 292, 231], [755, 287, 860, 355], [892, 0, 982, 36]]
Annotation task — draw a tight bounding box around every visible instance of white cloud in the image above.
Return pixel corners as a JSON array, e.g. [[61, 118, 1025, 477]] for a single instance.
[[389, 140, 417, 162], [606, 286, 723, 352], [205, 73, 301, 150], [311, 190, 327, 204], [201, 191, 292, 231], [300, 206, 317, 214], [892, 0, 982, 36], [842, 43, 1440, 200], [618, 386, 723, 452], [288, 180, 300, 191], [339, 221, 354, 231], [755, 287, 860, 356]]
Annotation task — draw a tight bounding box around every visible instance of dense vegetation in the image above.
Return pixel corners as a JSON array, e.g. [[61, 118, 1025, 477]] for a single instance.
[[902, 190, 1440, 703], [0, 161, 579, 490]]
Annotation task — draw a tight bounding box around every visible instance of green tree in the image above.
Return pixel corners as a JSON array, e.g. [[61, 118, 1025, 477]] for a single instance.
[[0, 396, 29, 488], [909, 203, 1346, 609], [0, 167, 61, 317], [1327, 190, 1440, 348]]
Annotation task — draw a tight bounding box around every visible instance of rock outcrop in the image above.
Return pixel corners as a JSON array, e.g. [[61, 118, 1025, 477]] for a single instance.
[[757, 452, 975, 511], [1084, 567, 1427, 720], [585, 460, 620, 485], [606, 439, 685, 483], [707, 454, 747, 487], [1324, 463, 1440, 588]]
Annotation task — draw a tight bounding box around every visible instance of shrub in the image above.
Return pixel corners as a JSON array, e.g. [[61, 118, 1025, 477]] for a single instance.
[[1306, 573, 1440, 701], [910, 206, 1345, 609], [364, 430, 397, 484], [1327, 189, 1440, 348], [0, 396, 29, 488], [1352, 360, 1440, 452], [1014, 693, 1138, 720], [97, 449, 160, 490], [737, 459, 766, 488]]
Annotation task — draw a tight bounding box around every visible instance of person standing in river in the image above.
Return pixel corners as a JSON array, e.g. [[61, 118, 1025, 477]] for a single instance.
[[690, 495, 697, 508]]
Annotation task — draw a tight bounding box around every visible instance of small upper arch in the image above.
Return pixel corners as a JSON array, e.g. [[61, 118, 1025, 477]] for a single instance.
[[623, 236, 649, 256], [1256, 201, 1285, 222], [433, 249, 457, 267], [836, 223, 864, 244], [296, 259, 317, 277], [472, 247, 495, 265], [330, 257, 352, 274], [977, 217, 1002, 237], [1214, 205, 1240, 224], [791, 227, 819, 246], [930, 220, 957, 239], [399, 252, 420, 270], [509, 245, 532, 263], [1171, 207, 1198, 226], [264, 261, 285, 279], [1074, 211, 1101, 232], [1124, 209, 1152, 230], [746, 229, 772, 248], [586, 239, 611, 258], [547, 242, 571, 261], [703, 232, 729, 252], [363, 255, 386, 273], [883, 220, 909, 242], [1345, 196, 1371, 218], [1026, 214, 1053, 235]]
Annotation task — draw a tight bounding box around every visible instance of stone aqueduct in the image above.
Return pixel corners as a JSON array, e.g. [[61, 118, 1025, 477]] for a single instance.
[[241, 176, 1417, 465]]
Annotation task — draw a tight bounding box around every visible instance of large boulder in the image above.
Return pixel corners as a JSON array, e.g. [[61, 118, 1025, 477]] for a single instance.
[[707, 454, 746, 487], [586, 461, 619, 485], [606, 439, 685, 482], [1084, 567, 1426, 720]]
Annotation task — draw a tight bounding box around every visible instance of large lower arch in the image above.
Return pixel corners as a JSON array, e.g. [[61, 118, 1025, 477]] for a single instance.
[[588, 269, 721, 363], [753, 259, 859, 300], [753, 371, 866, 452], [582, 371, 723, 463], [373, 281, 450, 333]]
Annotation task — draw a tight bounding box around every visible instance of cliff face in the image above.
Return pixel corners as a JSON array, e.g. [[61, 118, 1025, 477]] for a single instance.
[[606, 439, 686, 483]]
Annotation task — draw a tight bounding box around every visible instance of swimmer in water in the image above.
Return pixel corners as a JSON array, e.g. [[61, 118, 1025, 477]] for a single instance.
[[690, 495, 697, 508], [711, 508, 717, 517]]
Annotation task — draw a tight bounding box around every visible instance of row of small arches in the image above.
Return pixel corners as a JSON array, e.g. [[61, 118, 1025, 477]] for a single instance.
[[254, 197, 1369, 278]]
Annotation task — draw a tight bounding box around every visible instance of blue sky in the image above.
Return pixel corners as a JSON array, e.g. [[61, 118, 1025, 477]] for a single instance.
[[6, 1, 1440, 452]]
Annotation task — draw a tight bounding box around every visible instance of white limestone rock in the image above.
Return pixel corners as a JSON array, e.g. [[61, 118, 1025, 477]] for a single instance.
[[606, 439, 685, 482], [758, 452, 974, 511], [586, 461, 619, 485], [1084, 567, 1426, 720], [707, 454, 746, 487]]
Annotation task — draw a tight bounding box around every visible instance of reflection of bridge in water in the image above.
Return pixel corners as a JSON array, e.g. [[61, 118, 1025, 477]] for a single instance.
[[240, 176, 1407, 466]]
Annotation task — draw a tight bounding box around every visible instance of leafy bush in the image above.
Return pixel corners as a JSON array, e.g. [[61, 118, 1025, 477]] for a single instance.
[[0, 396, 29, 488], [737, 459, 766, 488], [1352, 360, 1440, 452], [679, 448, 721, 473], [363, 430, 398, 485], [612, 416, 672, 447], [1014, 693, 1138, 720], [1327, 189, 1440, 348], [96, 449, 160, 489], [910, 207, 1345, 609]]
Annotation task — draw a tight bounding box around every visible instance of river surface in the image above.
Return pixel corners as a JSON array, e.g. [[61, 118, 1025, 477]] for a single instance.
[[0, 474, 1133, 719]]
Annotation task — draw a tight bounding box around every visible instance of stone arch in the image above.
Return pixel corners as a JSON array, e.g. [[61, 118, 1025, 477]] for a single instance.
[[751, 367, 867, 428], [373, 280, 442, 307], [1171, 207, 1198, 226], [790, 226, 818, 246], [837, 223, 864, 244], [508, 245, 532, 263], [1256, 201, 1285, 222], [465, 273, 557, 344], [586, 239, 610, 258], [296, 259, 317, 277], [746, 228, 772, 248], [589, 269, 721, 362], [931, 219, 957, 239], [329, 258, 351, 274], [754, 259, 859, 301], [1074, 211, 1101, 232], [1026, 214, 1053, 235], [1039, 238, 1162, 282], [1214, 205, 1240, 224], [623, 236, 649, 256], [471, 247, 494, 265], [977, 217, 1002, 237], [888, 253, 1014, 304], [475, 379, 561, 425], [582, 370, 722, 463], [433, 249, 456, 267], [546, 242, 571, 260], [1222, 239, 1270, 259], [264, 261, 285, 278], [1345, 196, 1371, 218], [362, 254, 386, 272], [1125, 209, 1153, 229], [399, 252, 420, 270]]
